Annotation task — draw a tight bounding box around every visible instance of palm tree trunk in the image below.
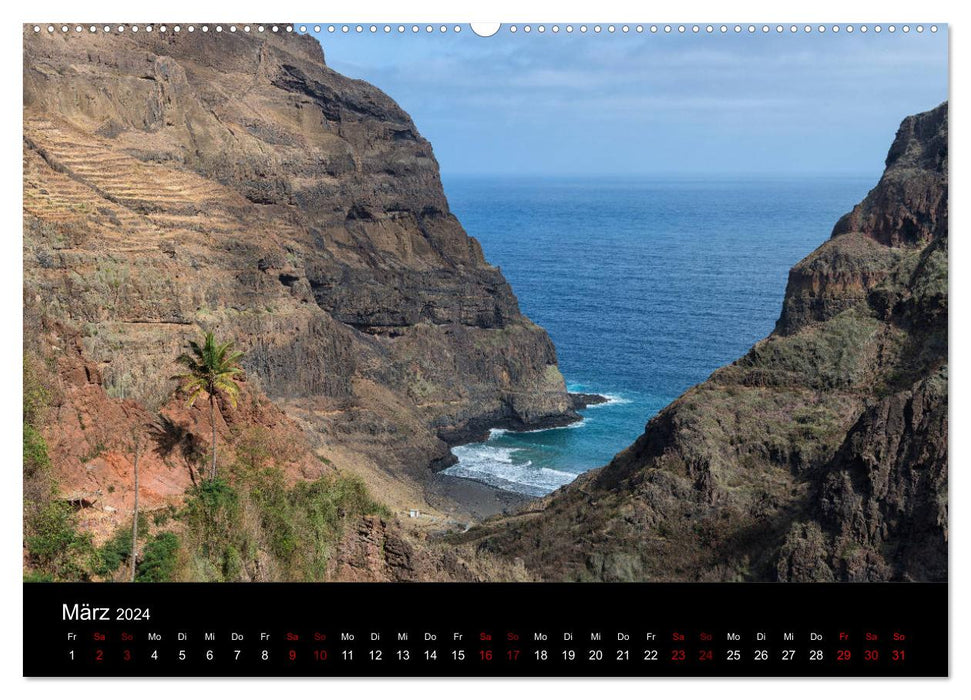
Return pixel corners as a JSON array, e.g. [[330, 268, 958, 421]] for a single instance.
[[210, 392, 217, 480], [131, 437, 140, 583]]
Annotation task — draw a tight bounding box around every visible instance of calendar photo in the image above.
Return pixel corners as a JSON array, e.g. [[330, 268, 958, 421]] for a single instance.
[[20, 19, 950, 677]]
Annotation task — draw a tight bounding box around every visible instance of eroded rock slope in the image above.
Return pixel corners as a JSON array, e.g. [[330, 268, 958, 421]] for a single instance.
[[23, 27, 576, 528]]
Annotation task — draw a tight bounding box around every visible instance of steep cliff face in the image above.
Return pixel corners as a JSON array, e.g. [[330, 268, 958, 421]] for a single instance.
[[777, 103, 948, 334], [23, 27, 576, 527], [473, 103, 948, 582]]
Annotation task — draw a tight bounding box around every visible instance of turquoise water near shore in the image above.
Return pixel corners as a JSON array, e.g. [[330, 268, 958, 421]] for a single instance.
[[441, 176, 873, 497]]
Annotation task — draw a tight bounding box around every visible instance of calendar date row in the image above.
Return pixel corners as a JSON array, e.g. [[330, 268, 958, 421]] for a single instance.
[[66, 645, 907, 664]]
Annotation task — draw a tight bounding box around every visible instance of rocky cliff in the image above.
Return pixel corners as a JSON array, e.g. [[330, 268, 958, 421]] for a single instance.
[[23, 27, 577, 542], [471, 103, 948, 582]]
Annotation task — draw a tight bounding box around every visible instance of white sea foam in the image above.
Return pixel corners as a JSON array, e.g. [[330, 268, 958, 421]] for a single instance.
[[567, 383, 633, 408], [586, 393, 632, 407], [488, 420, 587, 439], [445, 443, 577, 497]]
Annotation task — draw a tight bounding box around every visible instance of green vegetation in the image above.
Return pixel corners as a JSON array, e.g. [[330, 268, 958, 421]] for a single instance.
[[178, 462, 389, 582], [23, 357, 47, 428], [23, 356, 95, 581], [67, 425, 391, 583], [92, 524, 134, 577], [24, 346, 390, 583], [90, 514, 149, 578], [736, 307, 882, 390], [153, 505, 177, 526], [175, 332, 244, 480], [23, 422, 50, 477], [82, 518, 181, 582], [25, 500, 94, 581], [136, 532, 181, 582], [181, 477, 244, 580]]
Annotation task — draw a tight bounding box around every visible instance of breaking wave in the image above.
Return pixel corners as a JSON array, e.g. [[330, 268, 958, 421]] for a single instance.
[[444, 443, 577, 497], [587, 393, 632, 407]]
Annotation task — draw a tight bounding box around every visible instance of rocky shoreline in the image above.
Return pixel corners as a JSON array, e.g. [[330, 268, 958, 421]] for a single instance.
[[431, 391, 609, 472], [427, 471, 531, 521], [421, 390, 609, 517]]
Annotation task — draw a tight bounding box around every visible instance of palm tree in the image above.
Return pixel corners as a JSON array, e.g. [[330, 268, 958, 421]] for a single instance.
[[175, 332, 244, 480]]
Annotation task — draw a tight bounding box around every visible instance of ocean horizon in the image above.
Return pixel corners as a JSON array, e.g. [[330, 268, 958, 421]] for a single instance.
[[440, 174, 875, 497]]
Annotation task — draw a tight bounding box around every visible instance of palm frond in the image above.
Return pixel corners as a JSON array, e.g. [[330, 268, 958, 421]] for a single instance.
[[214, 380, 241, 408], [175, 332, 245, 410], [185, 385, 207, 408]]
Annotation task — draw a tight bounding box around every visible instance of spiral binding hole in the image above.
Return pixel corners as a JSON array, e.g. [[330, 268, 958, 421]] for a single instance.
[[30, 22, 944, 40]]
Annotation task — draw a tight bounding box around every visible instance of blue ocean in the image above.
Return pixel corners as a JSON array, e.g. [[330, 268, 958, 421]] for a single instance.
[[440, 176, 874, 497]]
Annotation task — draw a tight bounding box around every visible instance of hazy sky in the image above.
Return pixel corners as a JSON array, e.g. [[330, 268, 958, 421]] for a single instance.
[[303, 25, 948, 178]]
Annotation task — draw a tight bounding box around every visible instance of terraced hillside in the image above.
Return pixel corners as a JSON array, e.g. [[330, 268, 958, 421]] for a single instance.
[[23, 26, 577, 575]]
